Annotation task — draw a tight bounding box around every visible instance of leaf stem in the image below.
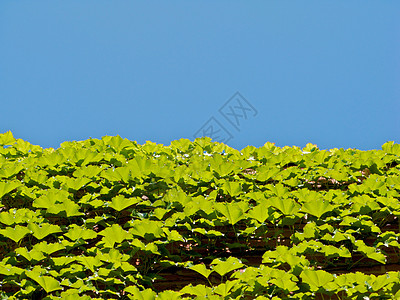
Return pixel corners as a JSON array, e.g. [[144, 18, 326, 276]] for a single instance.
[[347, 256, 364, 270], [232, 224, 239, 244]]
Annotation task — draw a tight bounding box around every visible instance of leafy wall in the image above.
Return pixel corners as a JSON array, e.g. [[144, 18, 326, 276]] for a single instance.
[[1, 131, 400, 299]]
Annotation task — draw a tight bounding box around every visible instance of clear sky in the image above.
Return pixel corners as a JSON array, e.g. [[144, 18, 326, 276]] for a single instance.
[[1, 1, 399, 151]]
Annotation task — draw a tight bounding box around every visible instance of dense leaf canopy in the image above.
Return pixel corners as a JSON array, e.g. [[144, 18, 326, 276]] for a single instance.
[[1, 131, 400, 299]]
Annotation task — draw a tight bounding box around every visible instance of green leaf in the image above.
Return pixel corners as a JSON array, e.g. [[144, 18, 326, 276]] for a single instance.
[[303, 143, 318, 152], [302, 222, 318, 239], [262, 245, 288, 264], [0, 181, 21, 198], [129, 219, 165, 241], [104, 135, 136, 152], [321, 230, 347, 243], [362, 175, 385, 191], [15, 247, 46, 262], [108, 195, 141, 212], [215, 202, 248, 225], [0, 131, 16, 145], [98, 223, 133, 247], [51, 256, 76, 267], [26, 270, 62, 293], [59, 291, 91, 300], [189, 263, 213, 279], [164, 229, 186, 242], [268, 196, 300, 216], [0, 165, 24, 179], [153, 207, 169, 220], [27, 223, 62, 240], [264, 245, 309, 270], [24, 169, 49, 186], [270, 276, 299, 292], [214, 280, 240, 297], [0, 209, 26, 225], [321, 245, 351, 258], [211, 257, 244, 277], [124, 286, 156, 300], [164, 188, 192, 206], [46, 199, 84, 217], [62, 176, 91, 191], [102, 166, 131, 182], [127, 156, 153, 179], [98, 248, 129, 264], [71, 148, 102, 166], [119, 261, 137, 273], [301, 199, 333, 218], [75, 255, 102, 273], [355, 240, 386, 264], [210, 154, 234, 177], [64, 224, 97, 241], [32, 241, 65, 255], [32, 189, 69, 208], [221, 181, 242, 197], [268, 183, 289, 197], [255, 165, 280, 182], [0, 264, 24, 276], [143, 242, 161, 254], [59, 264, 86, 278], [371, 274, 391, 291], [60, 277, 85, 289], [73, 165, 103, 178], [300, 269, 334, 291], [170, 138, 192, 152], [180, 284, 213, 297], [0, 224, 30, 243], [157, 290, 182, 300]]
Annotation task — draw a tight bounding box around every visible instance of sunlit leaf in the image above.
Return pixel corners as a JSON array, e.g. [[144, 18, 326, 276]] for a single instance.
[[16, 247, 46, 262], [98, 223, 133, 247], [27, 222, 62, 240], [157, 290, 182, 300], [300, 269, 334, 291], [301, 199, 334, 218], [0, 164, 24, 179], [180, 284, 213, 297], [247, 203, 270, 223], [270, 276, 299, 292], [268, 196, 300, 216], [0, 264, 24, 276], [33, 189, 70, 208], [0, 131, 16, 145], [32, 241, 65, 255], [26, 270, 62, 293], [64, 224, 97, 241], [0, 224, 30, 243], [211, 257, 244, 277], [215, 202, 248, 225], [62, 176, 91, 191], [75, 255, 102, 273], [189, 263, 213, 279], [0, 209, 26, 225], [210, 154, 234, 177], [355, 240, 386, 264], [214, 280, 240, 297], [124, 286, 156, 300], [221, 181, 242, 197], [46, 199, 84, 217], [127, 155, 153, 179], [0, 181, 21, 198], [101, 166, 131, 182], [108, 194, 141, 212]]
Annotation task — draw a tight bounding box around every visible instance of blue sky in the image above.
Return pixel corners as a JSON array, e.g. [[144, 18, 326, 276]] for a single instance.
[[1, 1, 399, 151]]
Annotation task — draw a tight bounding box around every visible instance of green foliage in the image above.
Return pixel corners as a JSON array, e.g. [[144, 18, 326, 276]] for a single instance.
[[0, 132, 400, 299]]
